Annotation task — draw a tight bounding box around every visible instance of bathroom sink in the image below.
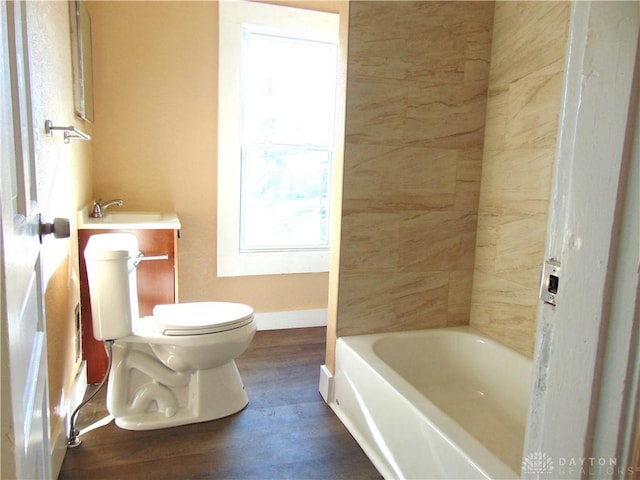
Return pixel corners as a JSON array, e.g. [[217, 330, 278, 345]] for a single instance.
[[78, 207, 181, 230], [102, 212, 163, 222]]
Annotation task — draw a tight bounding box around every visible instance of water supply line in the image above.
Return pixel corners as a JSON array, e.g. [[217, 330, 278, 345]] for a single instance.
[[67, 340, 114, 448]]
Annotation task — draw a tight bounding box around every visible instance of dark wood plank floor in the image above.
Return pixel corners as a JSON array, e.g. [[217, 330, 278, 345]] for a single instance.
[[58, 327, 381, 480]]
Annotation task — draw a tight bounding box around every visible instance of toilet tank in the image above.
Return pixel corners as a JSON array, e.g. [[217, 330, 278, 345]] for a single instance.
[[84, 233, 140, 340]]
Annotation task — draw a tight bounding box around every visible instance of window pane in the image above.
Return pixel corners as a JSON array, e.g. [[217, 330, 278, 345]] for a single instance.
[[241, 146, 330, 251], [242, 29, 337, 146]]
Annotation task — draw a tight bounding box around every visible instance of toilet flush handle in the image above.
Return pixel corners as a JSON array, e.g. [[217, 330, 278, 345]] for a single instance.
[[134, 251, 169, 268]]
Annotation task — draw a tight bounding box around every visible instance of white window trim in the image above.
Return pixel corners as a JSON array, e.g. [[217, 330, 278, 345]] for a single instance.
[[217, 0, 339, 277]]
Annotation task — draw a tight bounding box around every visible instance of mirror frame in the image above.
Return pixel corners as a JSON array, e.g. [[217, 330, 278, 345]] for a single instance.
[[69, 0, 94, 122]]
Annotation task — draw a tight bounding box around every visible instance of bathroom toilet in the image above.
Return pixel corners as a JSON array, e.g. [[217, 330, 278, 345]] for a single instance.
[[84, 233, 256, 430]]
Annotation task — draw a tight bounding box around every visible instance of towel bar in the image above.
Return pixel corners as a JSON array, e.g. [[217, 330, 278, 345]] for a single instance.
[[45, 119, 91, 143]]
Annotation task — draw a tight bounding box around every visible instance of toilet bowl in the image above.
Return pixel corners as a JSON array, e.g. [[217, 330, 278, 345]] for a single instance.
[[84, 233, 256, 430]]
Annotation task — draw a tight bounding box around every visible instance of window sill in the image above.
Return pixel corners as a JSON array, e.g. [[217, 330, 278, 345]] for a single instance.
[[217, 250, 329, 277]]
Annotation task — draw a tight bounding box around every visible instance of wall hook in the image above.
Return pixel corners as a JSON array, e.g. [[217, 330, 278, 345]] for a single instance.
[[44, 119, 91, 144]]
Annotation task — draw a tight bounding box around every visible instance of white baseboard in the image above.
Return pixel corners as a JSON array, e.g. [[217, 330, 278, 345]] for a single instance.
[[51, 361, 87, 478], [254, 308, 327, 330], [318, 364, 334, 403]]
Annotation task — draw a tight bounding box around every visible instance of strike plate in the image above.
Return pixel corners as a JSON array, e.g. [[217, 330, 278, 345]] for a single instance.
[[539, 260, 560, 306]]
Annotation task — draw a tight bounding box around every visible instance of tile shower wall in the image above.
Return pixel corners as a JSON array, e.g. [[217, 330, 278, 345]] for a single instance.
[[335, 1, 494, 338], [469, 2, 570, 357]]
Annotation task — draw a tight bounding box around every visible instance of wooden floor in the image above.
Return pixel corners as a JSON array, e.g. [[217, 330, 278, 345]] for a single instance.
[[58, 327, 381, 480]]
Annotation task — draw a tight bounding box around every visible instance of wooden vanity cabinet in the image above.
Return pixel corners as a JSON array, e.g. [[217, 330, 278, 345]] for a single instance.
[[79, 228, 179, 383]]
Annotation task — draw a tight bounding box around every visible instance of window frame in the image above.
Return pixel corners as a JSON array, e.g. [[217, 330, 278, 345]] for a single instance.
[[217, 0, 339, 277]]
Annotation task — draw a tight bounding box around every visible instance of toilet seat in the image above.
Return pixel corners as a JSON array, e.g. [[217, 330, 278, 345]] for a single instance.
[[152, 302, 254, 336]]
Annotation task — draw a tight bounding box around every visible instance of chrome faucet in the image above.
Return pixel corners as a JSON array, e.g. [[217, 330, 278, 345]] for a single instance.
[[89, 198, 124, 218]]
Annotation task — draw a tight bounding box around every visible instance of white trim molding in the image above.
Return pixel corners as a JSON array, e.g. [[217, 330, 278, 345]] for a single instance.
[[254, 308, 327, 331], [318, 364, 334, 404]]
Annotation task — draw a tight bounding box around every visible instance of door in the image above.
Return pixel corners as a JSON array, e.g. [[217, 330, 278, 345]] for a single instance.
[[1, 2, 52, 478]]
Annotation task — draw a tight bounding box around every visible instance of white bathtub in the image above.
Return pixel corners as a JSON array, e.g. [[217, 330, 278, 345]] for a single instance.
[[330, 326, 532, 479]]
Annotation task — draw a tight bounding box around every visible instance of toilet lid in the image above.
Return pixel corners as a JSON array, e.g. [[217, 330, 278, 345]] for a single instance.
[[152, 302, 254, 336]]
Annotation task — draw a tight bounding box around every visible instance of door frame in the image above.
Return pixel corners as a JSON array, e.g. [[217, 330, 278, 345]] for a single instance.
[[523, 1, 640, 477]]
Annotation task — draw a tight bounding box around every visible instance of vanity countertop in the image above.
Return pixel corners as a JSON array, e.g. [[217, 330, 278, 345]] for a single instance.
[[77, 206, 181, 230]]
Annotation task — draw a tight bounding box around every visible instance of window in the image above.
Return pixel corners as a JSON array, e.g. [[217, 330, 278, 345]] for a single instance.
[[218, 1, 339, 277]]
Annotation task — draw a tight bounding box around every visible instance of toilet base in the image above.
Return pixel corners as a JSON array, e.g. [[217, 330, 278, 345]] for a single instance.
[[109, 360, 249, 431]]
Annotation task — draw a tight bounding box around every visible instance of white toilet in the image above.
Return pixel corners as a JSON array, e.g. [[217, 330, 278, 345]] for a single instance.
[[83, 233, 256, 431]]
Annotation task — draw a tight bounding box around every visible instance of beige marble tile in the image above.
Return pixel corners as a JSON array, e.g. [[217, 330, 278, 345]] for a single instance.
[[478, 198, 552, 225], [347, 21, 414, 81], [482, 86, 509, 151], [469, 301, 537, 357], [506, 72, 565, 150], [340, 212, 400, 273], [489, 1, 570, 87], [464, 58, 491, 85], [410, 0, 494, 41], [348, 0, 493, 85], [406, 81, 489, 149], [494, 214, 549, 280], [479, 149, 555, 213], [347, 53, 412, 82], [342, 144, 458, 199], [464, 42, 493, 84], [404, 33, 466, 85], [454, 148, 483, 211], [473, 216, 498, 272], [469, 271, 540, 356], [342, 193, 456, 214], [471, 270, 539, 308], [337, 271, 450, 337], [399, 210, 478, 271], [448, 270, 474, 325], [347, 1, 421, 42], [345, 76, 407, 145]]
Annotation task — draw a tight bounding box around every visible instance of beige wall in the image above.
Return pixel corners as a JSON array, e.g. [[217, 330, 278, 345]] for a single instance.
[[469, 2, 570, 357], [89, 1, 347, 313], [327, 1, 494, 369]]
